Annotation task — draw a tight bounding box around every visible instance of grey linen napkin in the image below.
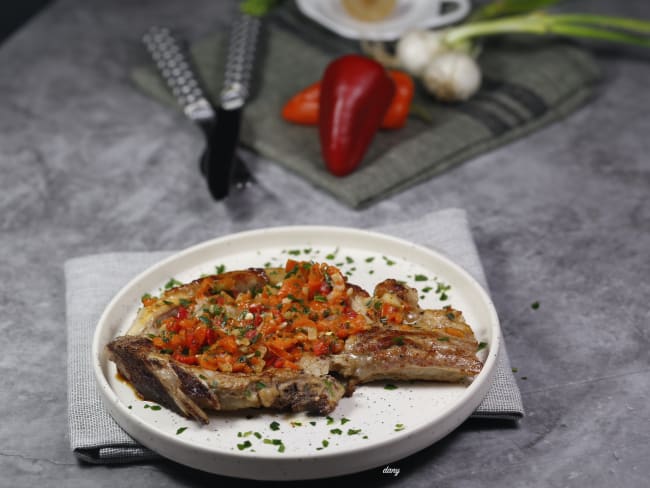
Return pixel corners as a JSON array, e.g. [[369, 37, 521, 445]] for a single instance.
[[66, 208, 524, 464], [132, 4, 600, 208]]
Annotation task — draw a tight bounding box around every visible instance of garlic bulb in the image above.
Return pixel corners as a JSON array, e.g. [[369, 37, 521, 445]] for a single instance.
[[395, 29, 446, 76], [422, 51, 481, 102]]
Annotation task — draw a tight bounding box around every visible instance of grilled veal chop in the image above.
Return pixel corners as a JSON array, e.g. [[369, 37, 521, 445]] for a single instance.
[[106, 260, 483, 423]]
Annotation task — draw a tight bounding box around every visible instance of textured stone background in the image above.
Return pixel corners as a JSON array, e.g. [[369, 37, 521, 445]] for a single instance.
[[0, 0, 648, 486]]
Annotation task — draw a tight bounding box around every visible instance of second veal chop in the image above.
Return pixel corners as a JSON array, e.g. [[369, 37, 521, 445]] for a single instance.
[[106, 260, 483, 423]]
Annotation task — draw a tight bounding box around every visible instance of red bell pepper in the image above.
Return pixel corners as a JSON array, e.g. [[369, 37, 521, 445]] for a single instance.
[[282, 70, 414, 130], [318, 55, 395, 177]]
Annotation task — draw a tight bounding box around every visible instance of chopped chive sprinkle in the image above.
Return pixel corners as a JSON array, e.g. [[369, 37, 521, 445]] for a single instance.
[[394, 424, 405, 432]]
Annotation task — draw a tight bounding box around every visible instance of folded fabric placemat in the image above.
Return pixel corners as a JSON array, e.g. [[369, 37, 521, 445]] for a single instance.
[[66, 208, 523, 464], [132, 3, 600, 208]]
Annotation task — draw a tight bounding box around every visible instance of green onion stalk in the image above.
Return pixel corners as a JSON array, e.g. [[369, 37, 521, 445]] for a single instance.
[[361, 1, 650, 102]]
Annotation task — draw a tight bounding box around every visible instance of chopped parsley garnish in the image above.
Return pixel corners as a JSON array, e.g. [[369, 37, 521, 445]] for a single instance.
[[325, 248, 339, 260], [531, 301, 540, 310], [176, 427, 187, 435], [392, 336, 405, 346], [347, 429, 362, 435], [384, 384, 398, 390], [394, 423, 405, 432], [164, 278, 183, 290], [436, 282, 451, 293], [317, 439, 329, 450], [477, 341, 488, 351], [237, 440, 252, 450], [263, 438, 285, 452], [435, 282, 451, 301], [215, 264, 226, 274], [270, 421, 280, 431], [437, 336, 450, 342], [330, 428, 343, 435], [414, 274, 428, 281], [340, 417, 351, 425]]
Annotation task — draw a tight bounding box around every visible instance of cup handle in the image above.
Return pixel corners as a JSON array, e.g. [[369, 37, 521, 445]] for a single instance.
[[434, 0, 471, 26]]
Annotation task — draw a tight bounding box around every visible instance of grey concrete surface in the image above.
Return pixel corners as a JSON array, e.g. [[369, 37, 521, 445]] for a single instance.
[[1, 0, 649, 486]]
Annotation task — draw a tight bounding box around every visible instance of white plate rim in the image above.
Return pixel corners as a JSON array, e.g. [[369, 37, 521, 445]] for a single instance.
[[92, 225, 500, 480]]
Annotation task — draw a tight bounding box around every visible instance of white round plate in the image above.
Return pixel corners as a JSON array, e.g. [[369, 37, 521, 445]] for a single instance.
[[296, 0, 471, 40], [93, 226, 500, 480]]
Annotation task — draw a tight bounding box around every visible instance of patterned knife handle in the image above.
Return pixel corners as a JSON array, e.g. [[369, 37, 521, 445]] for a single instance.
[[220, 14, 261, 110], [142, 26, 216, 122]]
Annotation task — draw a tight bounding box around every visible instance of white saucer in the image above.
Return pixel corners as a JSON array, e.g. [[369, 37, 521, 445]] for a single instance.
[[296, 0, 471, 40]]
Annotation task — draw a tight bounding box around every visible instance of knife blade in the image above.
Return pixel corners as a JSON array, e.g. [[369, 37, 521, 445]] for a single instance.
[[204, 13, 261, 200]]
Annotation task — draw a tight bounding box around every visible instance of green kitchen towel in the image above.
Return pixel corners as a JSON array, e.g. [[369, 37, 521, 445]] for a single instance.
[[132, 4, 601, 208]]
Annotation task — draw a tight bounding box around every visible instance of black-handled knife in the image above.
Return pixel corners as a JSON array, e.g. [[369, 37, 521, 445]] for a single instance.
[[204, 13, 261, 200], [142, 22, 258, 201]]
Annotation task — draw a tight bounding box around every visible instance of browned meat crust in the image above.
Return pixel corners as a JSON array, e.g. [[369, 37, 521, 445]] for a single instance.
[[107, 335, 346, 424]]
